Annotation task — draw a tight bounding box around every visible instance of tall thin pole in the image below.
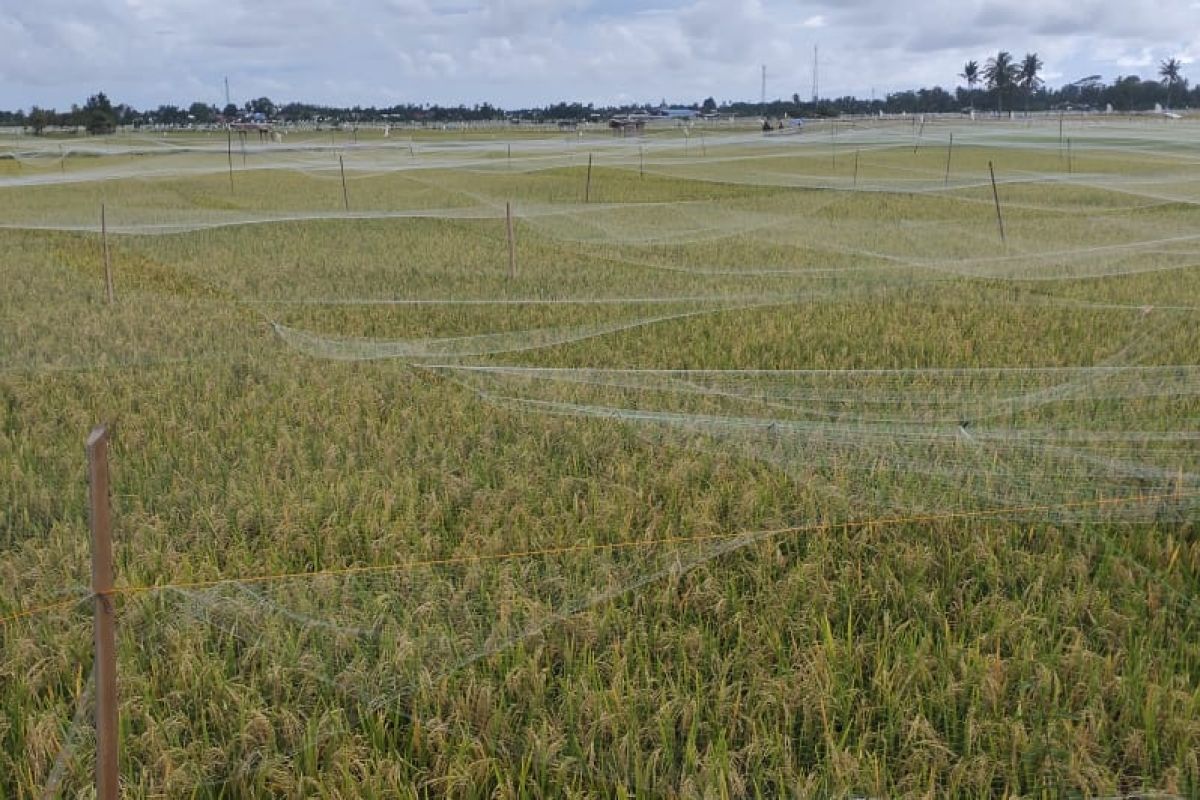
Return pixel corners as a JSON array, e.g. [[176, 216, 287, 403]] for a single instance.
[[226, 127, 234, 193], [101, 204, 114, 304], [1067, 138, 1073, 174], [913, 118, 926, 154], [87, 424, 118, 800], [811, 45, 819, 103], [240, 131, 246, 167], [988, 161, 1006, 245], [944, 133, 954, 186], [506, 201, 517, 279], [339, 155, 349, 211], [639, 145, 644, 180], [585, 153, 593, 203], [507, 143, 512, 169], [853, 149, 859, 188]]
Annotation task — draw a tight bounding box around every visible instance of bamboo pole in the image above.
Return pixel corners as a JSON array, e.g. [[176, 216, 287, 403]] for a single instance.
[[989, 161, 1006, 245], [87, 424, 118, 800], [944, 133, 954, 186], [339, 155, 349, 211], [101, 204, 114, 304], [585, 153, 593, 203], [506, 201, 517, 279]]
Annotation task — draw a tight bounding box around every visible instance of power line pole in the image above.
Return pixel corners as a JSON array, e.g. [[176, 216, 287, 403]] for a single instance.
[[761, 64, 766, 105], [812, 46, 819, 104], [224, 76, 230, 109]]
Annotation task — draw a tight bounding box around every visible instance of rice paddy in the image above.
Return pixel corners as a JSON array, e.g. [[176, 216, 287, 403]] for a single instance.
[[2, 116, 1199, 797]]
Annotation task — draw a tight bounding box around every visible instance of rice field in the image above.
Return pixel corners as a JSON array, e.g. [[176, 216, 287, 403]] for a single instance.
[[2, 116, 1200, 798]]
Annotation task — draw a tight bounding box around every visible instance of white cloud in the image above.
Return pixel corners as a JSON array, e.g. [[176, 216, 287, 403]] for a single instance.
[[0, 0, 1197, 109]]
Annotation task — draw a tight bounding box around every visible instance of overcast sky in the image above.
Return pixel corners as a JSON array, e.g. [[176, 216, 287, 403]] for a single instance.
[[1, 0, 1197, 111]]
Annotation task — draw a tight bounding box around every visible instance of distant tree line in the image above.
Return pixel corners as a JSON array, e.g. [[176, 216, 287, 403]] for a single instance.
[[1, 58, 1190, 134]]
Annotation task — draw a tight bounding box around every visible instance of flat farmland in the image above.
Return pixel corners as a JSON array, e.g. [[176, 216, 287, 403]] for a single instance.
[[2, 118, 1199, 798]]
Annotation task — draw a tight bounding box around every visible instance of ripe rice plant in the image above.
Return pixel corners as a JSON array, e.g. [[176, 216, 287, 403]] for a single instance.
[[2, 118, 1199, 798]]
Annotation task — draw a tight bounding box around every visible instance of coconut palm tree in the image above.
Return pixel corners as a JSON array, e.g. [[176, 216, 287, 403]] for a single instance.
[[984, 51, 1019, 113], [1159, 57, 1183, 109], [960, 60, 980, 109], [1019, 52, 1044, 114]]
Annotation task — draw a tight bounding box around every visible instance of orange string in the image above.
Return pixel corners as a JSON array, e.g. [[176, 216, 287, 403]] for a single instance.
[[2, 488, 1192, 628]]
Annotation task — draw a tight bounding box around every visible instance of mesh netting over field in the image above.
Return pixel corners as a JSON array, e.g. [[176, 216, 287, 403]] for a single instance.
[[4, 117, 1200, 797]]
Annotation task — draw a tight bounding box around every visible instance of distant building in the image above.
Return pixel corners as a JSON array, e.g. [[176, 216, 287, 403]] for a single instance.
[[608, 118, 646, 137]]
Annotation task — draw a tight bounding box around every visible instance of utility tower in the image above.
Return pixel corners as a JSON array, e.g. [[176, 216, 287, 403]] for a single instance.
[[811, 46, 819, 103]]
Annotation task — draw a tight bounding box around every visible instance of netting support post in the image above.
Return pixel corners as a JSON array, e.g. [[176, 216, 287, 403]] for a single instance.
[[944, 133, 953, 187], [226, 127, 234, 194], [506, 201, 517, 279], [339, 155, 350, 212], [585, 153, 593, 203], [988, 161, 1006, 245], [88, 424, 118, 800], [101, 205, 114, 304]]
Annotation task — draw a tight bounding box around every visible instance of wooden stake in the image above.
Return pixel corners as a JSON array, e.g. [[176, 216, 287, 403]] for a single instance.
[[944, 133, 954, 186], [585, 153, 593, 203], [506, 201, 517, 279], [87, 424, 118, 800], [988, 161, 1006, 245], [101, 204, 114, 304], [339, 155, 349, 211]]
